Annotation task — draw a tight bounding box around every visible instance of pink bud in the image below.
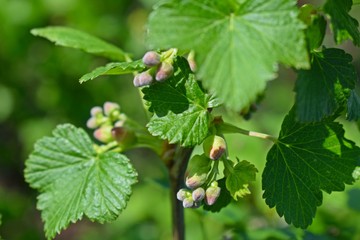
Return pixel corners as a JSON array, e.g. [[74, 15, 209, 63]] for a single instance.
[[176, 188, 190, 201], [155, 62, 174, 82], [203, 135, 227, 160], [192, 187, 205, 202], [90, 106, 103, 116], [103, 102, 120, 116], [133, 71, 153, 87], [182, 197, 194, 208], [93, 126, 113, 143], [86, 117, 98, 129], [142, 51, 161, 67], [205, 182, 221, 206], [185, 173, 207, 189]]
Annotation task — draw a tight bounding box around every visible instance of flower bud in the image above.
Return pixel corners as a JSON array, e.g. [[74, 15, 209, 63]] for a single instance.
[[142, 51, 161, 67], [103, 101, 120, 116], [111, 127, 137, 148], [187, 51, 197, 72], [185, 154, 211, 189], [176, 188, 190, 201], [192, 187, 205, 202], [182, 197, 194, 208], [186, 174, 207, 189], [90, 106, 103, 117], [86, 117, 98, 129], [94, 125, 113, 143], [205, 182, 221, 206], [133, 71, 153, 87], [203, 135, 226, 160], [155, 62, 174, 82]]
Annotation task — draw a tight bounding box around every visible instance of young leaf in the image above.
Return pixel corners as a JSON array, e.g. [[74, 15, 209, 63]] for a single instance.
[[143, 57, 211, 147], [226, 160, 258, 200], [24, 124, 138, 239], [31, 26, 128, 61], [79, 60, 146, 83], [324, 0, 360, 46], [147, 0, 309, 111], [262, 109, 359, 228], [295, 48, 357, 122]]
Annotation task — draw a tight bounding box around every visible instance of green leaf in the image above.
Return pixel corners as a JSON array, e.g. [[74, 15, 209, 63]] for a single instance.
[[24, 124, 138, 239], [203, 178, 232, 212], [226, 160, 258, 200], [262, 108, 359, 228], [143, 57, 211, 147], [79, 60, 146, 83], [347, 90, 360, 121], [295, 48, 356, 122], [324, 0, 360, 46], [147, 0, 309, 111], [31, 26, 128, 61]]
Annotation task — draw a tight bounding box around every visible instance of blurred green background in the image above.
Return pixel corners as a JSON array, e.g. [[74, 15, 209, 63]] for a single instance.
[[0, 0, 359, 239]]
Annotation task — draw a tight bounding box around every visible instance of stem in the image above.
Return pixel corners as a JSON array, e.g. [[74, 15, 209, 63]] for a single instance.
[[167, 146, 193, 240], [218, 122, 277, 142]]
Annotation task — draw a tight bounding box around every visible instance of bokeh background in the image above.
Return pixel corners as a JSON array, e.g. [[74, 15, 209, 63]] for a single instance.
[[0, 0, 359, 239]]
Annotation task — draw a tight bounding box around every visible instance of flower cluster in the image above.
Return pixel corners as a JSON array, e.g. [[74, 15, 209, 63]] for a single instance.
[[86, 101, 128, 144], [177, 135, 227, 208], [177, 181, 221, 208], [133, 49, 176, 87]]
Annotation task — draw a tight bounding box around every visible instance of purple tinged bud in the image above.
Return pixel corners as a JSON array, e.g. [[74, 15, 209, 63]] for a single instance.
[[155, 62, 174, 82], [177, 188, 190, 201], [182, 197, 194, 208], [90, 106, 103, 117], [185, 173, 207, 189], [203, 135, 227, 160], [205, 182, 221, 206], [133, 71, 153, 87], [93, 126, 113, 143], [103, 101, 120, 116], [192, 187, 205, 202], [86, 117, 98, 129], [111, 127, 136, 148], [142, 51, 161, 67]]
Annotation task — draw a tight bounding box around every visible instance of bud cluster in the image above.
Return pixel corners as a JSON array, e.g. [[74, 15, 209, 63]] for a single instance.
[[177, 181, 221, 208], [86, 102, 132, 144], [133, 49, 176, 88]]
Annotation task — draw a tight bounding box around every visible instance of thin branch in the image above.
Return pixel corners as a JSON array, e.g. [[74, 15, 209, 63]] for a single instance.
[[218, 122, 277, 142], [166, 145, 193, 240]]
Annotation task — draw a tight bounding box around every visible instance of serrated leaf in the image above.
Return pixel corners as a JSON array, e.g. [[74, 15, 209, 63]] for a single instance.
[[24, 124, 137, 239], [31, 27, 127, 61], [147, 0, 309, 111], [347, 90, 360, 121], [203, 178, 232, 212], [226, 160, 258, 200], [295, 48, 356, 122], [262, 108, 359, 228], [143, 57, 210, 146], [79, 60, 146, 83], [324, 0, 360, 46]]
